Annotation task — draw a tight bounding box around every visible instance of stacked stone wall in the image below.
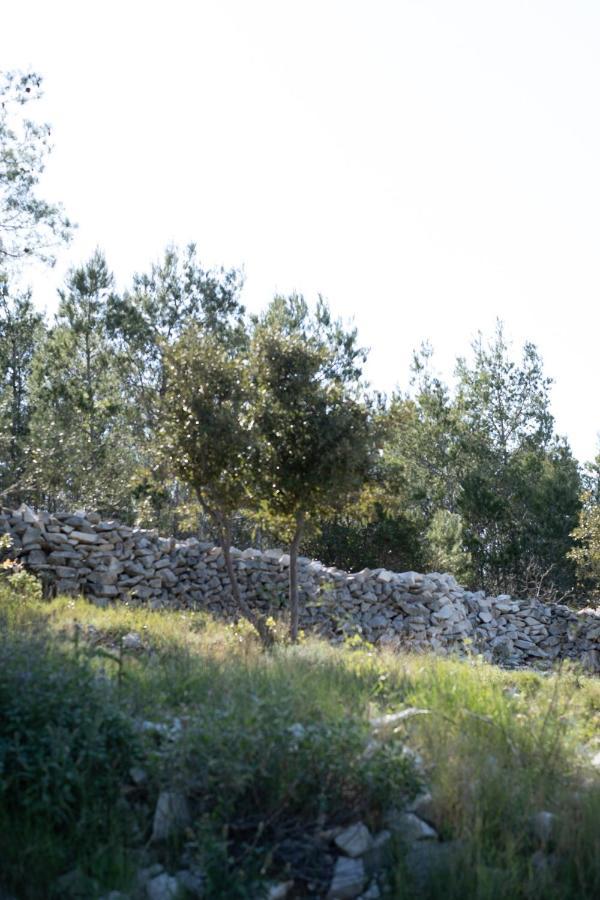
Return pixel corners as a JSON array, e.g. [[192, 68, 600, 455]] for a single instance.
[[1, 505, 599, 671]]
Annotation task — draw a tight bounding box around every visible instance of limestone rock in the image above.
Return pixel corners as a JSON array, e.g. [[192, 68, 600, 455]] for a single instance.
[[151, 791, 191, 842], [334, 822, 373, 857], [386, 811, 437, 842], [146, 873, 179, 900], [327, 857, 366, 899], [266, 881, 294, 899], [122, 631, 143, 650]]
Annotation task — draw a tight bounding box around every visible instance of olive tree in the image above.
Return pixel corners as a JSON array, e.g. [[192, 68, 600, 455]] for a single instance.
[[160, 324, 273, 645], [250, 295, 374, 641]]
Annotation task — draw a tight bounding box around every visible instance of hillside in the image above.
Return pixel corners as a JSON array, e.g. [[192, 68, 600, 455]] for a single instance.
[[1, 580, 599, 899]]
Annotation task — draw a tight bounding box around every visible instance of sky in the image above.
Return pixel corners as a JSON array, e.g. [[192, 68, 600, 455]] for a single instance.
[[2, 0, 599, 463]]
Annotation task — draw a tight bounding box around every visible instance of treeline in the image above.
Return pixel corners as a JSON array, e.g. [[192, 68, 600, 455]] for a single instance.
[[0, 245, 599, 603]]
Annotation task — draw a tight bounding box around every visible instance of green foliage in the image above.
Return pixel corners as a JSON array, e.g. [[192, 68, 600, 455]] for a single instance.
[[107, 243, 246, 526], [0, 533, 42, 600], [568, 489, 600, 604], [250, 295, 374, 638], [376, 324, 581, 596], [0, 593, 139, 895], [423, 508, 472, 582], [391, 658, 600, 899], [160, 321, 276, 643], [454, 324, 581, 595], [108, 243, 244, 432], [1, 564, 43, 603], [455, 322, 554, 454], [250, 294, 372, 529], [161, 324, 254, 520], [0, 281, 45, 497], [2, 592, 600, 898], [0, 70, 73, 266], [27, 250, 137, 516], [303, 506, 424, 573]]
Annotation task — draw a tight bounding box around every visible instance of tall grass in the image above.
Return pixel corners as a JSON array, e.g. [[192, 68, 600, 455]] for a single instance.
[[0, 589, 599, 897]]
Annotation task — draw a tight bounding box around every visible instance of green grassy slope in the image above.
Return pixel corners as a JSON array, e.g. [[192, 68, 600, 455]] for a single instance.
[[1, 585, 599, 899]]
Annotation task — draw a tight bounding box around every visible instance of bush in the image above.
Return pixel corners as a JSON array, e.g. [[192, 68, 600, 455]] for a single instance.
[[302, 510, 423, 573], [0, 532, 44, 601]]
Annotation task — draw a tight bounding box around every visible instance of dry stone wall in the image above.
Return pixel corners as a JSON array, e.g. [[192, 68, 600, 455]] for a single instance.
[[2, 504, 599, 671]]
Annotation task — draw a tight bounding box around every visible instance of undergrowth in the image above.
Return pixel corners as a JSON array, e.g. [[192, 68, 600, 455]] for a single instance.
[[0, 586, 599, 898]]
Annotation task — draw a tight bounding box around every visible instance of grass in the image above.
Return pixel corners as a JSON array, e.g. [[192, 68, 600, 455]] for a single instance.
[[0, 582, 599, 898]]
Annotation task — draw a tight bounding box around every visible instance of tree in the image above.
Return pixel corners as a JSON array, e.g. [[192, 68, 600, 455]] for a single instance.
[[423, 509, 471, 582], [356, 347, 470, 578], [383, 345, 465, 518], [0, 70, 72, 267], [0, 277, 45, 497], [107, 244, 246, 528], [455, 323, 581, 594], [108, 244, 244, 433], [27, 251, 136, 514], [568, 451, 600, 605], [160, 324, 274, 645], [376, 324, 581, 596], [250, 295, 374, 641]]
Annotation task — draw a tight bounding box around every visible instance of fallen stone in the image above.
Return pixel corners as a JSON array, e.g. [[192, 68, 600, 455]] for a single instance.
[[146, 873, 179, 900], [129, 766, 148, 786], [327, 857, 366, 899], [266, 881, 294, 899], [122, 631, 143, 650], [151, 791, 191, 842], [334, 822, 373, 857], [386, 811, 437, 842], [136, 864, 165, 888], [406, 792, 442, 829]]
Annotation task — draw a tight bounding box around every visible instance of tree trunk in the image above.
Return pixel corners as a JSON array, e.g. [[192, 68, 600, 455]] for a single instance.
[[289, 511, 305, 643], [215, 514, 274, 648]]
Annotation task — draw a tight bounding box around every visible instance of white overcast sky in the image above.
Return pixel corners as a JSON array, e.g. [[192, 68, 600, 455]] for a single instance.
[[2, 1, 599, 463]]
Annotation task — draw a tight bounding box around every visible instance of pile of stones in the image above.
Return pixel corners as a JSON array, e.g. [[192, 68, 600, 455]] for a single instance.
[[1, 504, 598, 671]]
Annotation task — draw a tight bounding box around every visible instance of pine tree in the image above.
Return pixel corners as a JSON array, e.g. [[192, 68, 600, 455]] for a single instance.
[[27, 251, 136, 515], [0, 70, 72, 266]]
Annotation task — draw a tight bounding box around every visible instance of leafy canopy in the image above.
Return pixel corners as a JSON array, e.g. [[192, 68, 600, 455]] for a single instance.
[[250, 294, 372, 536]]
